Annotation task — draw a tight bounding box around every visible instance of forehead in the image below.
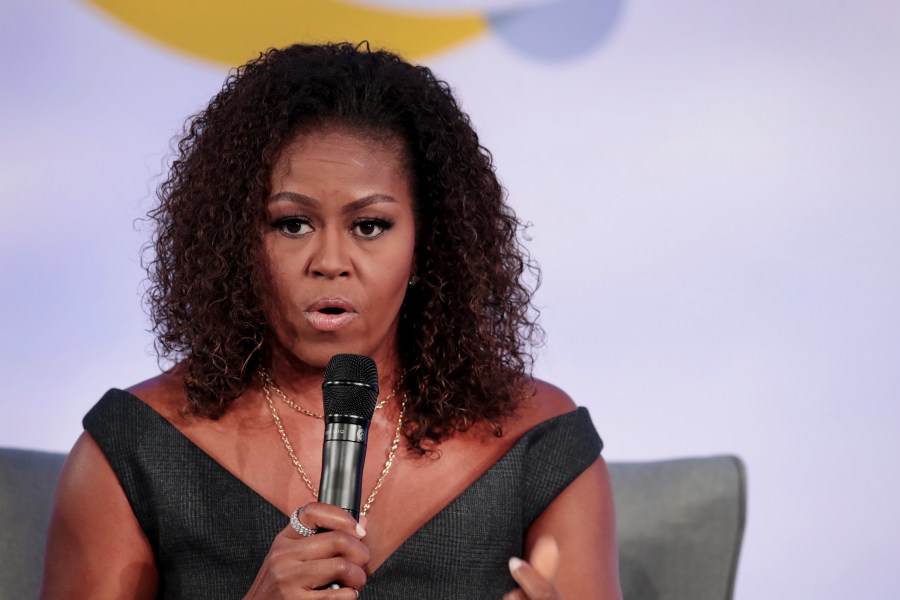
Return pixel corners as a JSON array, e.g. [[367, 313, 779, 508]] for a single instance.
[[271, 126, 409, 183], [267, 127, 417, 222]]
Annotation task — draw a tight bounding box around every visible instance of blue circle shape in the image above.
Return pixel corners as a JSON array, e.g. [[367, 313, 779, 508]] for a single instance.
[[490, 0, 624, 61]]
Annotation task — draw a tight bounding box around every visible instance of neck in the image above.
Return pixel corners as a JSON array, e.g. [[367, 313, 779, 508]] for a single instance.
[[264, 344, 406, 412]]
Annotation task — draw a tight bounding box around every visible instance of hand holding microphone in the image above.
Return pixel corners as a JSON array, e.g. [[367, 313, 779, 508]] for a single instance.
[[244, 502, 369, 598], [244, 355, 377, 598]]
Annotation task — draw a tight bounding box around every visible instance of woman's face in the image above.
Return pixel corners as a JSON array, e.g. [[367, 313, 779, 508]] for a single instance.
[[262, 127, 416, 370]]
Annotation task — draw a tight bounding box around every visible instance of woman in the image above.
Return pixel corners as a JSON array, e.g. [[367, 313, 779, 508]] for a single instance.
[[42, 43, 621, 599]]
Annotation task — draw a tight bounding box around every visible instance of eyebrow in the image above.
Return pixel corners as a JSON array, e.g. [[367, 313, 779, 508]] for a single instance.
[[267, 191, 398, 214]]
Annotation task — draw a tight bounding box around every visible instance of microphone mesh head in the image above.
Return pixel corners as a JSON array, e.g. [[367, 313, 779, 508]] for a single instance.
[[322, 354, 379, 420]]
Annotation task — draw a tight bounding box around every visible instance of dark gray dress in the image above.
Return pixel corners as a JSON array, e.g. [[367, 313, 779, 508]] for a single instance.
[[84, 389, 602, 599]]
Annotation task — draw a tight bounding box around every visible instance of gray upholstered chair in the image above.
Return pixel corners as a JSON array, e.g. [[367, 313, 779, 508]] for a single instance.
[[0, 447, 745, 599], [610, 456, 746, 600], [0, 448, 67, 600]]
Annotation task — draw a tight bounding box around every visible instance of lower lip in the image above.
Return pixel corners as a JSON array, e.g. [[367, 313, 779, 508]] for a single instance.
[[303, 311, 358, 331]]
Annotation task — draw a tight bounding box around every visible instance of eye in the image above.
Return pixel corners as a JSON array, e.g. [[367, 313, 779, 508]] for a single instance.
[[274, 217, 313, 237], [352, 218, 394, 239]]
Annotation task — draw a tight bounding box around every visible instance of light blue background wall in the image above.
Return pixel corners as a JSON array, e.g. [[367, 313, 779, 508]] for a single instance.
[[2, 1, 899, 598]]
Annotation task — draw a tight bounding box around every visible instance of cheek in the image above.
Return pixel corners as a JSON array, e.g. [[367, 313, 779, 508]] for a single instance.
[[263, 237, 303, 288], [260, 244, 300, 321], [372, 245, 414, 310]]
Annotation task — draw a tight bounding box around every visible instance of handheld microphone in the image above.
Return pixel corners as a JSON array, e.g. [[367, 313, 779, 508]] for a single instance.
[[318, 354, 379, 520]]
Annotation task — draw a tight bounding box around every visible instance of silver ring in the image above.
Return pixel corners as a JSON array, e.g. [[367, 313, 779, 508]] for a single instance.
[[290, 507, 317, 537]]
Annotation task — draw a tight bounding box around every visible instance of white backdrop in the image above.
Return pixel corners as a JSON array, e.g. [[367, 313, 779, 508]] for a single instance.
[[2, 1, 899, 598]]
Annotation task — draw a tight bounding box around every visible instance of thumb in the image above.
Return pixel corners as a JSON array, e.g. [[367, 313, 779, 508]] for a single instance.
[[529, 535, 560, 582]]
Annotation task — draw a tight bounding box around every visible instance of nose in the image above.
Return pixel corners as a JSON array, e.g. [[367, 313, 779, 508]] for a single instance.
[[308, 227, 351, 279]]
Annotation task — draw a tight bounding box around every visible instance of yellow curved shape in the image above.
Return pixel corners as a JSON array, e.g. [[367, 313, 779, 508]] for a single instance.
[[87, 0, 488, 64]]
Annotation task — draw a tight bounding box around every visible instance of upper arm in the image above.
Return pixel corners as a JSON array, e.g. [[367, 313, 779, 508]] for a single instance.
[[525, 456, 621, 600], [521, 381, 621, 600], [41, 432, 158, 599]]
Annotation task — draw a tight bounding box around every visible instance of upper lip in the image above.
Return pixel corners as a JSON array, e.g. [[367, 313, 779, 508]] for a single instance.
[[305, 297, 357, 313]]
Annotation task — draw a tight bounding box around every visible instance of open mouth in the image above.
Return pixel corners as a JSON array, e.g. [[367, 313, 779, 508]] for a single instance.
[[304, 298, 358, 331]]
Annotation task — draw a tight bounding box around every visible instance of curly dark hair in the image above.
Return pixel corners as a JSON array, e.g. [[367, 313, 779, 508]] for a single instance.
[[146, 42, 542, 452]]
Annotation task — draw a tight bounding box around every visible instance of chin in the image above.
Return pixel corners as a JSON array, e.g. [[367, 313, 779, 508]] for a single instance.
[[291, 339, 376, 369], [272, 325, 399, 371]]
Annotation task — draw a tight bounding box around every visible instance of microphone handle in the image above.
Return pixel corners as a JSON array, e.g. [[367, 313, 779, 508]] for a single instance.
[[318, 417, 369, 518], [317, 416, 369, 590]]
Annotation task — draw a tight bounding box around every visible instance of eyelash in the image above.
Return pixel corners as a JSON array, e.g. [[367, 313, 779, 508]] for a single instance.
[[352, 217, 394, 239], [273, 217, 313, 237], [271, 216, 395, 239]]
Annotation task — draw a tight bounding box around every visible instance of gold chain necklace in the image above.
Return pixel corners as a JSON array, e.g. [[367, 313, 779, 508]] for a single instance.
[[261, 378, 407, 517], [260, 368, 405, 419]]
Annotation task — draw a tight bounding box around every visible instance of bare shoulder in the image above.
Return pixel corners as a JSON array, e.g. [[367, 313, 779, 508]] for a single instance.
[[506, 378, 579, 438], [530, 378, 578, 416], [42, 432, 158, 598], [126, 366, 188, 421]]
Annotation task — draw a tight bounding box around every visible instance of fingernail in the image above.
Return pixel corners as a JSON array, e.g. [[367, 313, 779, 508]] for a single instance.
[[509, 556, 525, 573], [356, 523, 366, 538]]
